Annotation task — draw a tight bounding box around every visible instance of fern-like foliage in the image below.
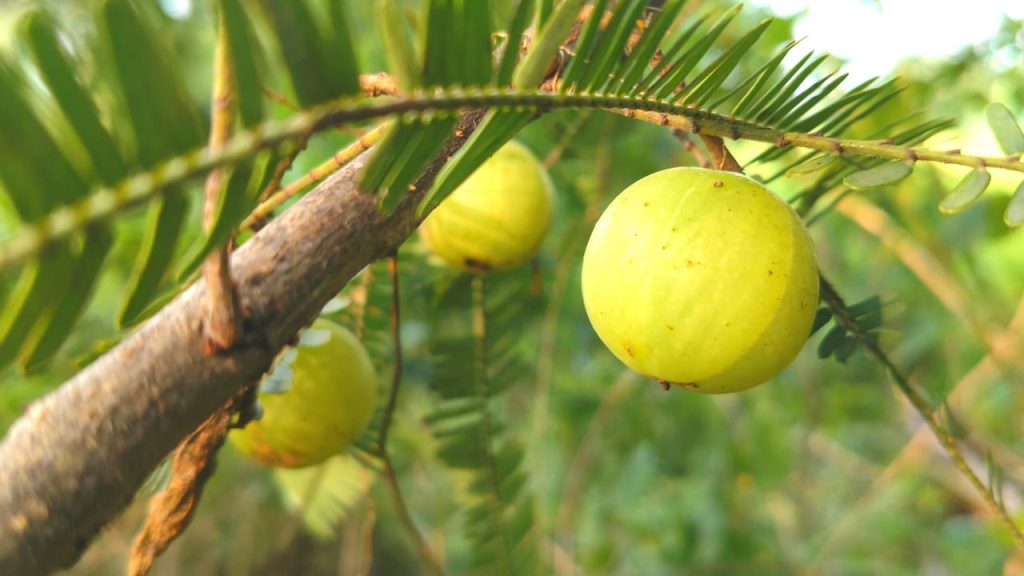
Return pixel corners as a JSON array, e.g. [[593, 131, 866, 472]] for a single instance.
[[2, 0, 1022, 374], [425, 270, 540, 575]]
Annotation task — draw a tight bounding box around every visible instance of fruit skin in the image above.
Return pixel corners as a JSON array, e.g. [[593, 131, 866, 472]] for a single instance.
[[420, 140, 554, 271], [581, 167, 819, 394], [231, 319, 377, 468]]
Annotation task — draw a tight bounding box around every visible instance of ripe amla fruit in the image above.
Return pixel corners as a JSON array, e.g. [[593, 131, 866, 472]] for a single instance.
[[420, 140, 554, 271], [581, 167, 819, 394], [230, 319, 378, 468]]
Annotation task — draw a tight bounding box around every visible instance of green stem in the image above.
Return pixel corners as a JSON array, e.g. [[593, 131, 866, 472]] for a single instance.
[[818, 274, 1024, 552], [5, 89, 1021, 274]]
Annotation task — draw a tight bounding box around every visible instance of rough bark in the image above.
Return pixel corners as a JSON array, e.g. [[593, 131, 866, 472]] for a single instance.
[[0, 112, 483, 574]]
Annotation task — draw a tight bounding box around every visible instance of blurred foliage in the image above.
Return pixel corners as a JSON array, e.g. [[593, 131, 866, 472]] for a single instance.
[[0, 1, 1021, 575]]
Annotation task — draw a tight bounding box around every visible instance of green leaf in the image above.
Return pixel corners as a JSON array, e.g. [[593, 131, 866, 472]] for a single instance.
[[271, 454, 372, 540], [20, 227, 113, 370], [856, 308, 884, 333], [376, 0, 421, 90], [101, 0, 205, 324], [261, 0, 358, 107], [809, 307, 833, 337], [0, 250, 74, 367], [834, 335, 857, 363], [220, 0, 265, 127], [653, 5, 743, 101], [684, 18, 773, 107], [421, 0, 456, 86], [754, 53, 828, 121], [459, 0, 495, 87], [0, 61, 88, 217], [495, 0, 534, 86], [420, 110, 533, 216], [321, 1, 362, 97], [844, 161, 914, 190], [721, 40, 800, 113], [773, 72, 848, 128], [362, 116, 457, 208], [425, 399, 483, 424], [177, 159, 267, 280], [119, 193, 190, 327], [985, 102, 1024, 155], [514, 0, 586, 89], [789, 155, 837, 176], [578, 0, 648, 93], [848, 295, 882, 318], [611, 0, 688, 95], [637, 15, 706, 95], [938, 168, 991, 215], [0, 57, 94, 368], [21, 9, 127, 185], [1005, 180, 1024, 227], [558, 0, 610, 88], [817, 324, 846, 359], [101, 0, 204, 167], [535, 0, 553, 26]]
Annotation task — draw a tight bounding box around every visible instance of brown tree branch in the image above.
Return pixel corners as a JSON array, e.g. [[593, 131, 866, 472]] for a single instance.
[[0, 112, 485, 575]]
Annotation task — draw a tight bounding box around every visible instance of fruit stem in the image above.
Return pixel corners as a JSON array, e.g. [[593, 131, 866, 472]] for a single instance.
[[378, 254, 446, 576]]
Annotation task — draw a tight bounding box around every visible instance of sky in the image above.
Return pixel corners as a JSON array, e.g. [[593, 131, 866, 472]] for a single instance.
[[747, 0, 1024, 82]]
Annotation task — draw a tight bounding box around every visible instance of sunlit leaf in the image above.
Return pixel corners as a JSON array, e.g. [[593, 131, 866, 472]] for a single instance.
[[985, 102, 1024, 155], [376, 0, 420, 89], [844, 161, 914, 190], [789, 155, 837, 176], [1006, 180, 1024, 227], [938, 168, 991, 214]]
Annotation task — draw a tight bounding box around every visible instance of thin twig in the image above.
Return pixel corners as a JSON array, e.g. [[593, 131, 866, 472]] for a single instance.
[[247, 135, 313, 232], [808, 297, 1024, 566], [819, 274, 1024, 551], [12, 90, 1024, 274], [201, 17, 241, 353], [242, 124, 387, 231], [377, 255, 446, 576]]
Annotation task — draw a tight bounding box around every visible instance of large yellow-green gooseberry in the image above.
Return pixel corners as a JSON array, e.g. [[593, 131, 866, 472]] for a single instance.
[[230, 319, 378, 468], [420, 140, 554, 271], [581, 167, 819, 394]]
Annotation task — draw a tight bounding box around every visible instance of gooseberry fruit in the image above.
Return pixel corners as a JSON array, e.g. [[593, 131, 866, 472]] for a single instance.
[[581, 167, 819, 394], [230, 319, 378, 468], [420, 140, 554, 271]]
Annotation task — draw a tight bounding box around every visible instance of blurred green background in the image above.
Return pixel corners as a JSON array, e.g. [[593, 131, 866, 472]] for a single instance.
[[0, 1, 1022, 574]]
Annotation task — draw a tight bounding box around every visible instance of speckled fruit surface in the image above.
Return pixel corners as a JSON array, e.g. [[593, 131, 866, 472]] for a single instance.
[[420, 140, 554, 271], [581, 167, 819, 394], [230, 319, 377, 467]]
